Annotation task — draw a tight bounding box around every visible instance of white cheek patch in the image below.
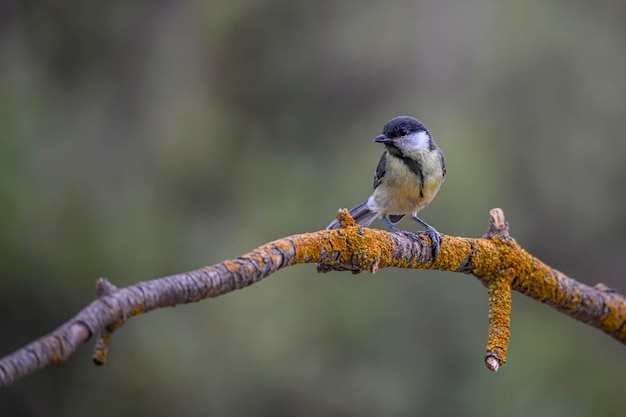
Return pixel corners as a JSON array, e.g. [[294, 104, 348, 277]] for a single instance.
[[405, 130, 431, 149]]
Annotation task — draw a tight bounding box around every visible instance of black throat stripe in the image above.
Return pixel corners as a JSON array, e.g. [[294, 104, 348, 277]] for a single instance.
[[384, 144, 425, 198], [399, 154, 425, 198]]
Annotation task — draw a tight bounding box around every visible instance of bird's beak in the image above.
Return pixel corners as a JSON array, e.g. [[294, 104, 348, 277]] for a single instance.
[[374, 134, 390, 143]]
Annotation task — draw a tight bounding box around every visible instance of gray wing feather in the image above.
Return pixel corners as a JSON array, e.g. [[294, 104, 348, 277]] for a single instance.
[[373, 152, 387, 189], [439, 148, 446, 181]]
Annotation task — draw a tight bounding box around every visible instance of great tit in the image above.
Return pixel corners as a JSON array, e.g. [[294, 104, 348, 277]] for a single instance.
[[327, 116, 446, 257]]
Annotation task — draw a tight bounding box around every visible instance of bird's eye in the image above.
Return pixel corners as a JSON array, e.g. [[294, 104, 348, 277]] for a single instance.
[[399, 128, 408, 136]]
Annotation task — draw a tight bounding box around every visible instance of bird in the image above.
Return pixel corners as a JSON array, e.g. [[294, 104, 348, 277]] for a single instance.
[[326, 115, 446, 257]]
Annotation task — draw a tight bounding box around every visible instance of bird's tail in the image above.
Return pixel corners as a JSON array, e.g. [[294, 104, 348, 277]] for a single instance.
[[326, 201, 378, 230]]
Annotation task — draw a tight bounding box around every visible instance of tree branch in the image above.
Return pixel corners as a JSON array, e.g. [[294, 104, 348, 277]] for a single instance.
[[1, 208, 625, 386]]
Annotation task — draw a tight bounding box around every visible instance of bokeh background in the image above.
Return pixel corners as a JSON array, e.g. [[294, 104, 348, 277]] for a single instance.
[[2, 0, 626, 415]]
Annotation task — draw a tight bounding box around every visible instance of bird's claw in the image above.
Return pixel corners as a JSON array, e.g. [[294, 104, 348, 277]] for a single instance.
[[423, 228, 441, 259], [399, 229, 441, 259], [400, 230, 420, 242], [382, 215, 442, 259]]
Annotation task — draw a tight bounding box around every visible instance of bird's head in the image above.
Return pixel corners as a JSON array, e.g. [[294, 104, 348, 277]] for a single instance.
[[374, 116, 433, 155]]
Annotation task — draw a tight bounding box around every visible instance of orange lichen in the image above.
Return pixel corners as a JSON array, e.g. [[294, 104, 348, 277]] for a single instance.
[[600, 302, 626, 335], [51, 351, 62, 365], [431, 236, 473, 271], [336, 209, 357, 228], [131, 303, 145, 316], [92, 330, 111, 365], [340, 226, 392, 272], [222, 260, 240, 273], [485, 269, 514, 367], [293, 232, 328, 264], [92, 349, 107, 365], [107, 319, 125, 331]]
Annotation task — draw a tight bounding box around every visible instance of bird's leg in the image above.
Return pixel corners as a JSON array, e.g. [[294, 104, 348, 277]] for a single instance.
[[381, 216, 424, 244], [380, 216, 401, 232], [410, 215, 442, 259]]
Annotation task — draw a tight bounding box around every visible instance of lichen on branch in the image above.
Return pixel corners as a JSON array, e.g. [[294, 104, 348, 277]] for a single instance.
[[1, 208, 625, 387]]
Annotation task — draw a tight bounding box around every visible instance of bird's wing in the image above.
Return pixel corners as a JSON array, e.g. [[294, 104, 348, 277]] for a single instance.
[[373, 151, 387, 189], [440, 148, 446, 182]]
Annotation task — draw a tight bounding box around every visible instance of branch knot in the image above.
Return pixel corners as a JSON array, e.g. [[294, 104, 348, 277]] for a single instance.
[[483, 208, 511, 241]]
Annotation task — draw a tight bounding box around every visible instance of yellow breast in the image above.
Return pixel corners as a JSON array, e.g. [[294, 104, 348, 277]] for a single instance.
[[370, 152, 443, 216]]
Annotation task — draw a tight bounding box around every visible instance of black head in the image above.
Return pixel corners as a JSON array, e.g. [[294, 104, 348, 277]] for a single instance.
[[381, 116, 428, 139], [373, 116, 432, 154]]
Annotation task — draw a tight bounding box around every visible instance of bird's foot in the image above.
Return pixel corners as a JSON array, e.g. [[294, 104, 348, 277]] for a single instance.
[[419, 227, 441, 259], [409, 215, 442, 259], [398, 229, 440, 259], [399, 230, 420, 242], [383, 215, 442, 259]]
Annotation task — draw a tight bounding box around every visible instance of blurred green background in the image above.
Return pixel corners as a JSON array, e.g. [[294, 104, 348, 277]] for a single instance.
[[2, 0, 626, 415]]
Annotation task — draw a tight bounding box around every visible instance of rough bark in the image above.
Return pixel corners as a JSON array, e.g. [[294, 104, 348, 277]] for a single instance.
[[1, 208, 624, 386]]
